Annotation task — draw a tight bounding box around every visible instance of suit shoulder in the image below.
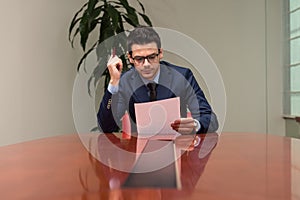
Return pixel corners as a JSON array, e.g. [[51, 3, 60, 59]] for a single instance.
[[160, 61, 192, 75]]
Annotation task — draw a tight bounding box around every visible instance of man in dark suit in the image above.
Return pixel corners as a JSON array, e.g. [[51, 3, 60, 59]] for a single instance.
[[97, 26, 218, 134]]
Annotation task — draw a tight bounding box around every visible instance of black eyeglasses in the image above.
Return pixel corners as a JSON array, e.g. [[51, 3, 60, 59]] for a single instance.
[[132, 53, 160, 65]]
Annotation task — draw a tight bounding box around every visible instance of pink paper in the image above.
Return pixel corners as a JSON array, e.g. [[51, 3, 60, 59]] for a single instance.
[[134, 97, 180, 138]]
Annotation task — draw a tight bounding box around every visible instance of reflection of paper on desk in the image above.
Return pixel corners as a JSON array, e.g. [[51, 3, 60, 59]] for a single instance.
[[134, 97, 180, 138]]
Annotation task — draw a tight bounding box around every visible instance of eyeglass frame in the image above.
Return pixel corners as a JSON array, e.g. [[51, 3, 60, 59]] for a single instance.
[[129, 49, 161, 65]]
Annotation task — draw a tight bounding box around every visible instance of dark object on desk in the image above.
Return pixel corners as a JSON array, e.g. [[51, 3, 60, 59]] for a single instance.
[[122, 140, 179, 188], [122, 161, 177, 188]]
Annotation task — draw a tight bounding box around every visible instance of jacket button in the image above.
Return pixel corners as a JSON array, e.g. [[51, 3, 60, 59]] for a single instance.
[[107, 99, 112, 109]]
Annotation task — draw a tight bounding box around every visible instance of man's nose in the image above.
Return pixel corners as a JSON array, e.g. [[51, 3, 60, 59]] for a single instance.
[[143, 58, 151, 66]]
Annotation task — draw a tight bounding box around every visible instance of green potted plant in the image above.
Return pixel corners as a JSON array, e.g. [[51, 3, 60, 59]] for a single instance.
[[69, 0, 152, 94]]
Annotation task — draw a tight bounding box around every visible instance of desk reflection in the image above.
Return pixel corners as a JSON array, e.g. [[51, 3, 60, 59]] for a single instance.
[[1, 132, 296, 199], [79, 133, 218, 199]]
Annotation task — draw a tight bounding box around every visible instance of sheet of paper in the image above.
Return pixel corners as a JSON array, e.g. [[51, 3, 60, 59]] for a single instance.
[[134, 97, 180, 138]]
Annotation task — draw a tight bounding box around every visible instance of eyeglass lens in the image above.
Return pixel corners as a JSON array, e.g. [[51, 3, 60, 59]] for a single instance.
[[133, 53, 159, 64]]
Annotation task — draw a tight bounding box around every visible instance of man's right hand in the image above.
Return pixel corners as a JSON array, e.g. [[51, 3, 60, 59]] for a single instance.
[[107, 55, 123, 86]]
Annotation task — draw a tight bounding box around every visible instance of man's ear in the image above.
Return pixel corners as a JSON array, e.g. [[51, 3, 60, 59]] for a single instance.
[[159, 48, 163, 59], [127, 52, 134, 64]]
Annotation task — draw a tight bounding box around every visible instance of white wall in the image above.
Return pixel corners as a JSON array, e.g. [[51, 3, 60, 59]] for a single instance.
[[0, 0, 85, 146], [266, 0, 285, 135], [138, 0, 285, 135], [0, 0, 285, 146]]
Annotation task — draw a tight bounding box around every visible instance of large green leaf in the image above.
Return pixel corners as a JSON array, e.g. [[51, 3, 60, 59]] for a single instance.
[[136, 0, 145, 13], [95, 40, 109, 62], [87, 0, 98, 13], [122, 15, 137, 27], [118, 0, 130, 8], [88, 60, 105, 95], [99, 9, 114, 42], [77, 41, 98, 71], [78, 6, 104, 51], [68, 3, 88, 42], [107, 4, 120, 32], [70, 27, 80, 48], [79, 10, 91, 51], [138, 13, 152, 26], [70, 0, 153, 92], [118, 0, 139, 25]]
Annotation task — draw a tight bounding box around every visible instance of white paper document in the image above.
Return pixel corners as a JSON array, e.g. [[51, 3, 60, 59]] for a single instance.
[[134, 97, 180, 138]]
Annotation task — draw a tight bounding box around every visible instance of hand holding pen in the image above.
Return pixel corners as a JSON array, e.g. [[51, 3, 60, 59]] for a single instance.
[[107, 48, 123, 86]]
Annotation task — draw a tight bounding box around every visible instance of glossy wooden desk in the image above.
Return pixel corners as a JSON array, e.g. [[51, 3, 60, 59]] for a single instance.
[[0, 133, 299, 200]]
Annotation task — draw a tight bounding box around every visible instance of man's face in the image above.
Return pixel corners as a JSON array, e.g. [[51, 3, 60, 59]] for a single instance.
[[128, 42, 163, 81]]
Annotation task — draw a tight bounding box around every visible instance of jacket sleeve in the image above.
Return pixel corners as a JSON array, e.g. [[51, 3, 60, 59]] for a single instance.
[[97, 90, 121, 133], [184, 69, 219, 133]]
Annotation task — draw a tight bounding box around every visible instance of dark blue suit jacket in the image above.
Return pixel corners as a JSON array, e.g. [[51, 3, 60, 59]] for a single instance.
[[97, 61, 218, 133]]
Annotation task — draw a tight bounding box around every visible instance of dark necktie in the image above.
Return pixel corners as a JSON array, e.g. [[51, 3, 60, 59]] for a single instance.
[[147, 82, 157, 101]]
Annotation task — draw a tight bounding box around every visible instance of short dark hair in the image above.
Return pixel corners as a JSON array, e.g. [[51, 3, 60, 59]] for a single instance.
[[127, 26, 161, 54]]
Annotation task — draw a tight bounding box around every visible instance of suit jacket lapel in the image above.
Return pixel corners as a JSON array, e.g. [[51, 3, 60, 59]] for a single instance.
[[129, 63, 174, 102], [157, 64, 173, 99], [130, 69, 149, 102]]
